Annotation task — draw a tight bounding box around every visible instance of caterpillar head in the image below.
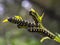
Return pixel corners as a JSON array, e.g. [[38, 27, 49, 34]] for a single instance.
[[29, 8, 44, 23], [2, 16, 23, 23], [29, 8, 38, 19]]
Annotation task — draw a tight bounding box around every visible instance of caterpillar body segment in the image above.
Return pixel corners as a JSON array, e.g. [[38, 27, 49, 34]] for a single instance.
[[8, 17, 23, 24], [28, 28, 55, 39], [17, 21, 39, 28], [8, 16, 23, 24], [28, 28, 60, 43], [29, 10, 38, 24], [3, 16, 23, 23], [14, 16, 23, 20], [29, 8, 44, 23], [3, 16, 40, 28]]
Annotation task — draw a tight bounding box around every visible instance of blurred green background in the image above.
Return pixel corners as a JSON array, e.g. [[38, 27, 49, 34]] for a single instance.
[[0, 0, 60, 45]]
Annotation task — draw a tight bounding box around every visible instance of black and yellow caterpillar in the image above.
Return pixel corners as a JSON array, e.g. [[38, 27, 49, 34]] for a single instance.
[[3, 16, 55, 39], [3, 16, 39, 28], [28, 28, 55, 39], [3, 8, 60, 43]]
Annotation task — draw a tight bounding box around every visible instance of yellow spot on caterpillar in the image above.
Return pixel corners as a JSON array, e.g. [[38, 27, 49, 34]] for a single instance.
[[3, 19, 8, 23], [31, 8, 35, 12], [15, 16, 23, 20]]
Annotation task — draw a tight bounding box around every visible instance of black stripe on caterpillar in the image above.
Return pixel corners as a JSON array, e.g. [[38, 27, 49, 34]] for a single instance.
[[28, 28, 55, 39], [8, 17, 22, 24], [29, 11, 38, 24], [17, 20, 39, 28], [7, 17, 39, 28]]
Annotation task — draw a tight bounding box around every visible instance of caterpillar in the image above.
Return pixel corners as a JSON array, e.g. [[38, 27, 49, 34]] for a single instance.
[[4, 16, 55, 39], [29, 8, 39, 24], [29, 8, 44, 24], [3, 16, 40, 28], [28, 28, 55, 39], [17, 21, 39, 28], [28, 27, 60, 43]]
